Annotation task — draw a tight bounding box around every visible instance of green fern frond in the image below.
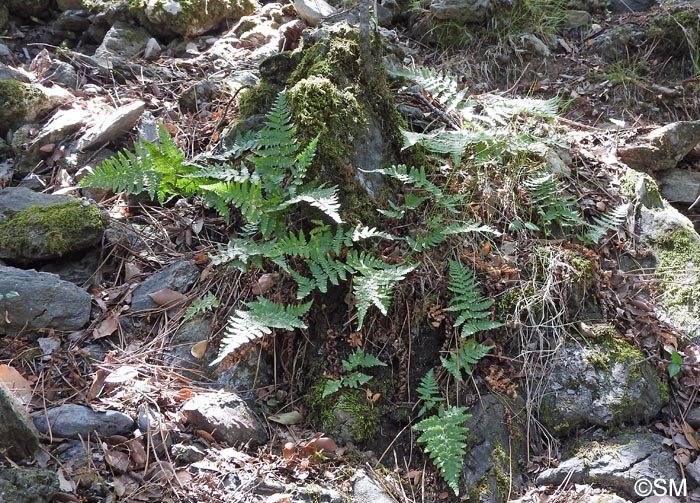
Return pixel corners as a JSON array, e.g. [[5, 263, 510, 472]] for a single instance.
[[350, 225, 396, 242], [210, 238, 279, 270], [445, 260, 503, 338], [402, 129, 495, 162], [416, 369, 444, 417], [387, 66, 471, 115], [290, 135, 319, 188], [343, 348, 386, 371], [211, 298, 311, 365], [80, 148, 163, 200], [583, 203, 629, 243], [347, 251, 417, 328], [414, 406, 471, 495], [376, 164, 442, 197], [522, 172, 584, 237], [183, 292, 220, 321], [440, 339, 493, 382]]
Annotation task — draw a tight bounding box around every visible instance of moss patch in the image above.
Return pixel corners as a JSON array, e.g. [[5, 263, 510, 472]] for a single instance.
[[0, 201, 106, 262], [0, 79, 45, 135], [619, 169, 663, 209]]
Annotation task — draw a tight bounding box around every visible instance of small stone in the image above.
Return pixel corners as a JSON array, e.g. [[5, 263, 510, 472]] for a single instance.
[[33, 404, 135, 439], [352, 470, 395, 503], [143, 38, 162, 61], [180, 391, 268, 446], [293, 0, 336, 25], [618, 121, 700, 172], [430, 0, 492, 24], [76, 101, 145, 151], [0, 468, 59, 503], [563, 9, 592, 28], [95, 21, 151, 59], [131, 260, 200, 311]]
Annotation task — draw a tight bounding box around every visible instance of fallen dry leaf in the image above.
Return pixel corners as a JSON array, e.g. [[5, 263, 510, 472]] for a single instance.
[[268, 410, 303, 425], [104, 448, 130, 473], [190, 340, 208, 359], [148, 288, 187, 307], [283, 442, 297, 459], [104, 365, 139, 384], [86, 369, 108, 401], [0, 364, 33, 404], [251, 273, 279, 296], [126, 438, 147, 466], [174, 388, 196, 401], [93, 312, 120, 339]]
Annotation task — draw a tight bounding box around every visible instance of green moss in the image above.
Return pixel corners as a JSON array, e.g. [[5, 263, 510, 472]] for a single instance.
[[238, 81, 282, 119], [0, 79, 45, 134], [491, 442, 512, 501], [0, 201, 106, 260], [619, 169, 663, 208], [647, 10, 700, 60], [335, 390, 381, 443]]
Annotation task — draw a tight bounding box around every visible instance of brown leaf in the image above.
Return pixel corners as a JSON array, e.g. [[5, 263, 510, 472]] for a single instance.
[[148, 288, 187, 307], [681, 422, 699, 450], [407, 470, 423, 484], [0, 364, 33, 404], [283, 442, 297, 459], [126, 438, 147, 466], [86, 369, 108, 401], [124, 262, 141, 282], [251, 273, 279, 296], [146, 460, 176, 483], [39, 143, 56, 153], [175, 470, 193, 487], [174, 388, 196, 402], [93, 312, 119, 339], [104, 448, 130, 473], [196, 429, 216, 442], [190, 340, 208, 360]]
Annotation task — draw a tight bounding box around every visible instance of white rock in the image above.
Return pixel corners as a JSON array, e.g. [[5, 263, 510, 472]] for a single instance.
[[293, 0, 335, 25], [76, 101, 145, 151]]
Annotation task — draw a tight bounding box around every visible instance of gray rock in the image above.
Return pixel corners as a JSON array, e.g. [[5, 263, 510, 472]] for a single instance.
[[214, 343, 274, 397], [179, 80, 221, 112], [138, 111, 159, 144], [137, 403, 171, 455], [44, 61, 80, 89], [295, 484, 345, 502], [132, 0, 258, 37], [0, 79, 74, 136], [0, 467, 58, 503], [0, 382, 40, 460], [462, 395, 522, 502], [0, 161, 12, 186], [0, 63, 31, 82], [131, 260, 200, 311], [38, 249, 100, 286], [95, 21, 151, 59], [171, 443, 206, 464], [589, 24, 646, 61], [12, 107, 90, 174], [54, 9, 91, 32], [0, 187, 72, 216], [536, 433, 682, 499], [164, 316, 212, 381], [656, 168, 700, 204], [293, 0, 336, 25], [563, 10, 592, 28], [143, 38, 162, 61], [33, 403, 135, 439], [352, 470, 395, 503], [76, 100, 145, 151], [0, 265, 92, 334], [618, 121, 700, 172], [180, 391, 268, 446], [519, 33, 551, 57], [430, 0, 492, 24], [540, 340, 668, 433]]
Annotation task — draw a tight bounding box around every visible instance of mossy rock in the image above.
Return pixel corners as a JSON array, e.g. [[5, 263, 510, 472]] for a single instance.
[[0, 80, 49, 136], [0, 201, 107, 263], [128, 0, 258, 38], [647, 5, 700, 61], [236, 23, 411, 224]]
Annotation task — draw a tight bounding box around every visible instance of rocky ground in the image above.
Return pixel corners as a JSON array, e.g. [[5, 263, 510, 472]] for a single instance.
[[1, 0, 700, 502]]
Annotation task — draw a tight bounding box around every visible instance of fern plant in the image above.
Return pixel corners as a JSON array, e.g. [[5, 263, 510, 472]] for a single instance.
[[445, 260, 503, 338], [414, 405, 471, 495], [416, 369, 444, 417], [183, 292, 220, 322], [441, 339, 494, 383], [322, 348, 387, 398], [582, 203, 629, 244]]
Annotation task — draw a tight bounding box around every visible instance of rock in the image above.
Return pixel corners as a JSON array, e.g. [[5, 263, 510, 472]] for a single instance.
[[296, 484, 345, 502], [214, 343, 274, 397], [57, 0, 85, 10], [76, 100, 145, 151], [462, 395, 522, 502], [0, 193, 106, 262], [0, 161, 12, 186], [0, 467, 58, 503], [143, 38, 162, 60], [163, 316, 212, 381], [39, 249, 101, 286], [53, 440, 101, 486], [609, 0, 657, 12], [588, 24, 646, 61], [540, 339, 668, 434], [7, 0, 51, 18], [688, 457, 700, 484], [95, 21, 152, 59], [33, 404, 134, 439], [180, 391, 268, 446], [54, 9, 92, 32], [293, 0, 336, 25], [0, 265, 92, 333], [0, 79, 74, 136], [45, 61, 80, 89], [0, 382, 40, 460], [352, 470, 395, 503], [179, 80, 221, 112], [130, 0, 259, 38], [240, 24, 280, 50], [0, 187, 72, 215], [137, 403, 172, 455], [430, 0, 492, 24], [618, 121, 700, 172], [563, 9, 592, 28], [656, 168, 700, 205], [518, 33, 551, 57], [536, 433, 682, 499], [171, 443, 206, 464], [12, 107, 90, 174], [131, 260, 200, 311]]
